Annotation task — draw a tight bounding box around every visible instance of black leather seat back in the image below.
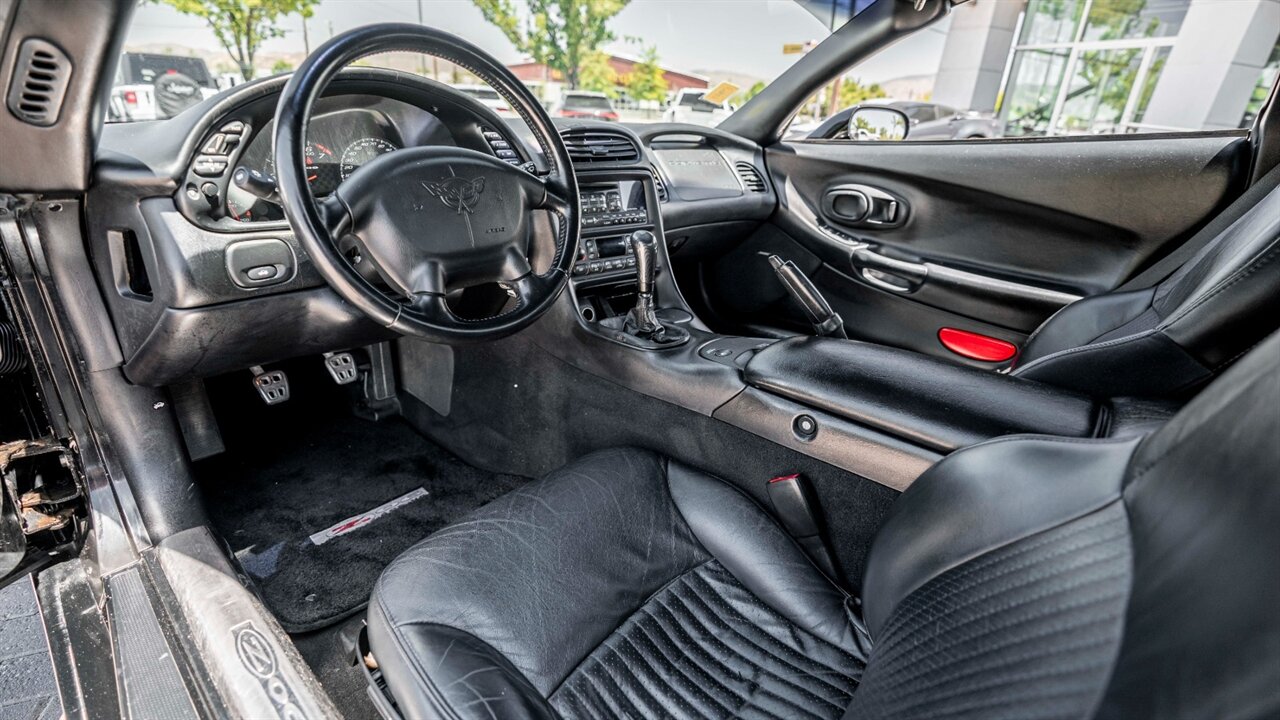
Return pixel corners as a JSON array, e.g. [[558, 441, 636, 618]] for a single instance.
[[1012, 176, 1280, 398], [853, 330, 1280, 718]]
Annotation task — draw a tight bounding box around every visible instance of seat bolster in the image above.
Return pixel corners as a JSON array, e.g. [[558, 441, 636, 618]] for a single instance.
[[1012, 329, 1211, 397], [367, 598, 555, 720], [666, 461, 859, 651], [860, 434, 1141, 638], [1018, 287, 1156, 365]]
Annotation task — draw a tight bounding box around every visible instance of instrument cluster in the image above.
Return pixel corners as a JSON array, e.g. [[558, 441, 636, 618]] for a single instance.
[[225, 108, 408, 223]]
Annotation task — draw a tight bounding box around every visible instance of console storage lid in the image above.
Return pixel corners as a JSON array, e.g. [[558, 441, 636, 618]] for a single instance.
[[742, 337, 1103, 453]]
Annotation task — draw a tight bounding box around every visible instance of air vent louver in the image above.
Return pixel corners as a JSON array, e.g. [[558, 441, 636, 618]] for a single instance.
[[650, 166, 668, 202], [735, 162, 766, 193], [6, 39, 72, 127], [560, 128, 639, 164]]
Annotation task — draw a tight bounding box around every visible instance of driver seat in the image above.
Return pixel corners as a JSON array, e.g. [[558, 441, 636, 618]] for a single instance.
[[367, 332, 1280, 719]]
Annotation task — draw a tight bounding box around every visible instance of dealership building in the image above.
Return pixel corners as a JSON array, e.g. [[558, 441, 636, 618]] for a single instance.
[[930, 0, 1280, 135]]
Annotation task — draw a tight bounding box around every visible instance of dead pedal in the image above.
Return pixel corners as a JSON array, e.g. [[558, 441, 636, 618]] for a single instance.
[[250, 365, 290, 405], [324, 351, 359, 385]]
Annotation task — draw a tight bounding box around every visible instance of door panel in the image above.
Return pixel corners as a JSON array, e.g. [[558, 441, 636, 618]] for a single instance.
[[713, 132, 1250, 362]]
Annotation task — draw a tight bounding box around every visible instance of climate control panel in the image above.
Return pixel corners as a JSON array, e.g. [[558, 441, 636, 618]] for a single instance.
[[574, 235, 637, 277]]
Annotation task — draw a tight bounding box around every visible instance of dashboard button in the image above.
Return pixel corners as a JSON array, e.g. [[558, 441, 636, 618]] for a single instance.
[[220, 121, 245, 135], [201, 134, 226, 154]]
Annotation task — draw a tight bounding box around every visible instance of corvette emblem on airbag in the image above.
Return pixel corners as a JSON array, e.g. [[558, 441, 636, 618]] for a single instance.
[[423, 176, 486, 215]]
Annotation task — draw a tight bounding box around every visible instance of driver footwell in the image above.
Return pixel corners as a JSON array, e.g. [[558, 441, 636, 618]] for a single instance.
[[194, 365, 526, 633]]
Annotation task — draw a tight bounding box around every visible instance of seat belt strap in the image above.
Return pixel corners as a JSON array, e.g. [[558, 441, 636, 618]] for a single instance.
[[1116, 163, 1280, 292]]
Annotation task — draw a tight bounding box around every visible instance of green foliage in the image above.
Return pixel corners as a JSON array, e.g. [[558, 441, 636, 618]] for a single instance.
[[151, 0, 317, 81], [733, 81, 767, 106], [838, 77, 886, 108], [579, 51, 619, 97], [271, 59, 294, 74], [622, 46, 666, 102], [472, 0, 629, 88]]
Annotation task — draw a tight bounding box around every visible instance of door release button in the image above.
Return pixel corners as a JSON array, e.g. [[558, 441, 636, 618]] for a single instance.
[[226, 238, 295, 288]]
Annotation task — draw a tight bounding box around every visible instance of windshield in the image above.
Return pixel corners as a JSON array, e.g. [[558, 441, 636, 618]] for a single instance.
[[114, 0, 839, 125], [118, 53, 217, 88]]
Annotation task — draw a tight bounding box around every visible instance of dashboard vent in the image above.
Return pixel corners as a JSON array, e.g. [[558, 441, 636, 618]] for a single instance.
[[560, 128, 639, 164], [735, 162, 766, 193], [649, 166, 668, 202], [5, 39, 72, 127]]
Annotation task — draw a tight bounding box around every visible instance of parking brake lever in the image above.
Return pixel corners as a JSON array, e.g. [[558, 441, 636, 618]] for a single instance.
[[765, 254, 847, 339]]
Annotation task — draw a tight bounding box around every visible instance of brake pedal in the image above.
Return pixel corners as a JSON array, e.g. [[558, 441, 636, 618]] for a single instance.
[[323, 351, 359, 385], [250, 366, 290, 405]]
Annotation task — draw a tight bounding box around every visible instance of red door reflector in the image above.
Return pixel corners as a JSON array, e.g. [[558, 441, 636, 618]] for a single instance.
[[938, 327, 1018, 362]]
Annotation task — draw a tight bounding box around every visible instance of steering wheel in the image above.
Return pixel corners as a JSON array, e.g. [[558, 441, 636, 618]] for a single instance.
[[273, 24, 579, 342]]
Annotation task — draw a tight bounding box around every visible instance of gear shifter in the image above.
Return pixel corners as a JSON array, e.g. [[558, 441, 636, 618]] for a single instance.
[[598, 230, 689, 348], [625, 230, 665, 336]]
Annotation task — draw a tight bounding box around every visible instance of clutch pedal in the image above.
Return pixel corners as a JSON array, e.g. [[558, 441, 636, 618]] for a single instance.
[[324, 351, 359, 385], [250, 366, 290, 405]]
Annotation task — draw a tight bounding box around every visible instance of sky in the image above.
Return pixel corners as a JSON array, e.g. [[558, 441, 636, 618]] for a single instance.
[[126, 0, 950, 85]]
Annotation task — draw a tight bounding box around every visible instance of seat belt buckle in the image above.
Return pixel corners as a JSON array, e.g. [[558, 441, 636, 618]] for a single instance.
[[766, 473, 844, 583], [766, 474, 821, 538]]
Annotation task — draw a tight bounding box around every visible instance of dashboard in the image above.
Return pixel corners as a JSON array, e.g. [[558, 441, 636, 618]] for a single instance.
[[172, 80, 535, 232], [89, 69, 775, 386]]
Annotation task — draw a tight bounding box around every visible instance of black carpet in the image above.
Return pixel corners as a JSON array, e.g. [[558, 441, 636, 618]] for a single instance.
[[196, 366, 526, 632]]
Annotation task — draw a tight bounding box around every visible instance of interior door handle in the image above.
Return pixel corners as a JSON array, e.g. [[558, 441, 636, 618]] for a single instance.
[[851, 247, 926, 293], [821, 184, 906, 228]]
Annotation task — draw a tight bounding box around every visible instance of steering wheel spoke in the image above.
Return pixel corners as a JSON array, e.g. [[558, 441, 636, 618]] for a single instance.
[[318, 195, 353, 238]]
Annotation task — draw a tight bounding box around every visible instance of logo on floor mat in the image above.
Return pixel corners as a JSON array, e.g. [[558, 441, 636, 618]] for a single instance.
[[308, 487, 429, 546]]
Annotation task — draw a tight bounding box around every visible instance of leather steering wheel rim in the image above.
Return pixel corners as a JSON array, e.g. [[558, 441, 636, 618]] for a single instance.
[[273, 23, 579, 342]]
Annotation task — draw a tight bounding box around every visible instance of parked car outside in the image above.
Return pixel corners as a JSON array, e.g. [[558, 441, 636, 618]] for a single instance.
[[553, 90, 619, 121], [804, 99, 1004, 140], [108, 52, 220, 122], [662, 88, 735, 127], [450, 83, 514, 116]]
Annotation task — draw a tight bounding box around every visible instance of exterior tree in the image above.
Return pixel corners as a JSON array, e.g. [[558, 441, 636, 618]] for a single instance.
[[472, 0, 629, 89], [579, 51, 619, 97], [151, 0, 318, 81], [621, 47, 666, 102], [838, 77, 886, 108], [734, 80, 767, 106]]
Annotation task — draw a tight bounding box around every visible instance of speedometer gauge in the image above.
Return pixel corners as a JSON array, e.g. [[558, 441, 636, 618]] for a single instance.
[[341, 137, 399, 180]]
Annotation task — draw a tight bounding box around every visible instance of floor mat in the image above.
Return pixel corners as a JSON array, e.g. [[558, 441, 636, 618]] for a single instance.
[[197, 396, 526, 632]]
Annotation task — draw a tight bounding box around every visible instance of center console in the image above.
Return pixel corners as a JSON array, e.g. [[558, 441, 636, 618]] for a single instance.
[[568, 169, 694, 349]]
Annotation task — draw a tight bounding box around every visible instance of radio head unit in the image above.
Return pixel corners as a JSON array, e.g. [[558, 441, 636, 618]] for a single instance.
[[580, 180, 648, 228]]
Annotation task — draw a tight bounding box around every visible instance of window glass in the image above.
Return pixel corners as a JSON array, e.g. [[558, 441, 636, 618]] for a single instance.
[[1003, 48, 1071, 136], [113, 0, 837, 126], [789, 0, 1277, 142], [1054, 47, 1143, 134], [1019, 0, 1087, 46], [1080, 0, 1189, 43]]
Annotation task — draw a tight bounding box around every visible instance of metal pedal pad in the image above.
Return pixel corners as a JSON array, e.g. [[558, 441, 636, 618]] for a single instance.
[[250, 366, 290, 405], [324, 351, 359, 385]]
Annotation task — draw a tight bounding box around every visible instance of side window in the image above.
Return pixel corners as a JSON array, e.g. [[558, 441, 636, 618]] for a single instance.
[[788, 0, 1280, 142]]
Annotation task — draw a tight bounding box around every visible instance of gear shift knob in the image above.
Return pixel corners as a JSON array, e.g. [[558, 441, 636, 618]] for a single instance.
[[630, 230, 657, 295]]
